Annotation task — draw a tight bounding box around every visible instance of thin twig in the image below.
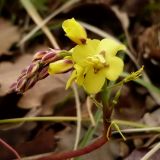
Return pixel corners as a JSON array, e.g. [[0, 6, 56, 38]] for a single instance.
[[19, 0, 80, 46], [72, 84, 82, 150], [0, 138, 21, 160], [112, 127, 160, 134], [113, 119, 148, 128], [86, 96, 96, 126], [20, 0, 59, 48], [140, 142, 160, 160], [111, 6, 137, 56], [0, 116, 87, 124]]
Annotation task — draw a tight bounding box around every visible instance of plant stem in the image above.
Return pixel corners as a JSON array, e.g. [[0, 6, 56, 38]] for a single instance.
[[101, 81, 112, 136], [0, 138, 21, 160], [0, 116, 83, 124], [37, 135, 107, 160], [113, 119, 148, 128], [140, 142, 160, 160], [72, 84, 82, 150], [78, 109, 102, 148]]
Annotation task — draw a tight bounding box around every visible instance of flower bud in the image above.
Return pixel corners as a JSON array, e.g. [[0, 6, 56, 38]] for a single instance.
[[24, 74, 38, 91], [41, 52, 59, 66], [62, 18, 87, 45], [32, 51, 48, 61], [38, 66, 49, 80], [16, 77, 27, 93], [48, 59, 73, 75], [26, 62, 40, 79], [17, 71, 27, 82]]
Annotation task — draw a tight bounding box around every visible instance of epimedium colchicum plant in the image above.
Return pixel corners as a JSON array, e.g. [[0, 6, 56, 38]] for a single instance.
[[11, 18, 143, 160]]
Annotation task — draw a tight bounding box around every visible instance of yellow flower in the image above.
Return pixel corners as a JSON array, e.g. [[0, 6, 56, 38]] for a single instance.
[[48, 18, 126, 94], [62, 18, 87, 45], [66, 38, 126, 94]]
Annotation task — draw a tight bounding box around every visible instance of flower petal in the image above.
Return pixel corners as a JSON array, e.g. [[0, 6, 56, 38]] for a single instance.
[[66, 64, 85, 89], [97, 38, 126, 56], [66, 70, 77, 89], [62, 18, 87, 45], [105, 56, 124, 81], [83, 68, 106, 94], [48, 59, 73, 75], [72, 39, 100, 66], [74, 64, 85, 85]]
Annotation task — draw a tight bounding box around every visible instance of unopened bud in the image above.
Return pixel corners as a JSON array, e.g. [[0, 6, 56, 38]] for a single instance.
[[48, 59, 73, 75], [38, 66, 49, 80], [26, 62, 40, 79], [25, 74, 37, 91], [41, 52, 59, 66], [16, 77, 27, 93], [32, 51, 48, 61], [124, 66, 144, 83], [62, 18, 87, 45], [17, 72, 26, 82]]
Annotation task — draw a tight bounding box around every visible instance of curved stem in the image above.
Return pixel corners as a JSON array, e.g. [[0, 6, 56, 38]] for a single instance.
[[72, 84, 82, 150], [37, 135, 107, 160], [0, 138, 21, 160]]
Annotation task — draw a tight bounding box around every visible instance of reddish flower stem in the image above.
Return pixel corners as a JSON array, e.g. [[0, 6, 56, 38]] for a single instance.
[[37, 135, 107, 160], [0, 138, 21, 160]]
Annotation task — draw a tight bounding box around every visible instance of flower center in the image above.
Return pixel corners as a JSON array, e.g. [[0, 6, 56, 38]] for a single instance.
[[86, 51, 109, 73]]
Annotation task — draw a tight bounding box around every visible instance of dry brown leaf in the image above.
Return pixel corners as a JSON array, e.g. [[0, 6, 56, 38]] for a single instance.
[[40, 87, 71, 115], [0, 124, 56, 159], [125, 149, 160, 160], [0, 18, 20, 54], [17, 74, 69, 109], [113, 86, 146, 121], [143, 113, 158, 127], [121, 0, 149, 17], [0, 55, 32, 96], [148, 108, 160, 126], [138, 24, 160, 60]]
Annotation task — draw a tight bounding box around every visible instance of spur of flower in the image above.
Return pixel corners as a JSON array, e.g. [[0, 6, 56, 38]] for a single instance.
[[49, 18, 126, 94]]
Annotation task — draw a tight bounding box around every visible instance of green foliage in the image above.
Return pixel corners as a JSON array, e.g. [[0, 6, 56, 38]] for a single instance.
[[145, 1, 160, 11], [0, 0, 5, 14], [31, 0, 48, 12]]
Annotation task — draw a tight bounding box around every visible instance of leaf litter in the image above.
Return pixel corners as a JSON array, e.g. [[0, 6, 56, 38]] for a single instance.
[[0, 0, 160, 160]]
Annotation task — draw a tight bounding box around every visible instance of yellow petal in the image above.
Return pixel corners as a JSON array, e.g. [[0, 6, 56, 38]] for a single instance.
[[105, 56, 124, 81], [74, 64, 85, 85], [66, 70, 77, 89], [62, 18, 87, 45], [66, 64, 85, 89], [48, 59, 73, 75], [72, 39, 100, 66], [83, 68, 106, 94], [97, 38, 126, 56]]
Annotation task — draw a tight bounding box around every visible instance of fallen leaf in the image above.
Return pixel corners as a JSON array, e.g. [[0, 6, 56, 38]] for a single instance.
[[143, 113, 158, 126], [0, 124, 56, 159], [0, 55, 32, 96], [113, 86, 146, 121], [125, 149, 160, 160], [0, 18, 20, 54], [17, 74, 70, 109], [138, 24, 160, 60]]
